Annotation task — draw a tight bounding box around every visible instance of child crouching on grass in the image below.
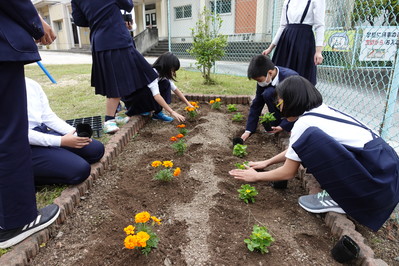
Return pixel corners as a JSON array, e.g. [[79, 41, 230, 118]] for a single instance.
[[122, 52, 193, 123]]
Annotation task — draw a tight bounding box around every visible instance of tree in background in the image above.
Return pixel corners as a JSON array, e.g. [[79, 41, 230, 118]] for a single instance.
[[352, 0, 399, 26], [188, 7, 228, 84]]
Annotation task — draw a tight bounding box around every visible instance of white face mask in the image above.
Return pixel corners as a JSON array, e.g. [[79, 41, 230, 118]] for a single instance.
[[257, 73, 272, 87], [257, 80, 271, 87]]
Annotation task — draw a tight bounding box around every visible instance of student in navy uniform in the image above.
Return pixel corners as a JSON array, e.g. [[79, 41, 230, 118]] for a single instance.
[[263, 0, 325, 85], [26, 78, 105, 186], [0, 1, 60, 249], [71, 0, 165, 133], [241, 55, 298, 141], [230, 76, 399, 231], [122, 52, 193, 122]]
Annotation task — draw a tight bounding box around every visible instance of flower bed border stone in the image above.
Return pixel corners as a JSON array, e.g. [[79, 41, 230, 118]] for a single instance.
[[0, 94, 387, 266]]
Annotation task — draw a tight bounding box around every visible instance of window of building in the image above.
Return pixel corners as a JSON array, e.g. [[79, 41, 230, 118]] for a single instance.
[[210, 0, 232, 14], [56, 21, 62, 31], [175, 5, 192, 19]]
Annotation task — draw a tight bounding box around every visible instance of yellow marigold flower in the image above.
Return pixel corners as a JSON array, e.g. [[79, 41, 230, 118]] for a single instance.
[[135, 211, 151, 223], [136, 231, 150, 247], [124, 225, 135, 235], [170, 136, 177, 141], [210, 100, 215, 104], [151, 216, 162, 225], [215, 98, 221, 102], [151, 161, 162, 167], [176, 134, 184, 138], [173, 167, 181, 176], [162, 161, 173, 168], [177, 124, 186, 128], [245, 189, 251, 193], [124, 235, 138, 249]]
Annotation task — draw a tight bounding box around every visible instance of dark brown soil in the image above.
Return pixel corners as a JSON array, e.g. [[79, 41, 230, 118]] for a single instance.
[[30, 103, 398, 266]]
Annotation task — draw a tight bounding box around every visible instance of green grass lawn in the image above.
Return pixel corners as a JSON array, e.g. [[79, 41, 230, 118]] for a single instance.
[[25, 64, 254, 120]]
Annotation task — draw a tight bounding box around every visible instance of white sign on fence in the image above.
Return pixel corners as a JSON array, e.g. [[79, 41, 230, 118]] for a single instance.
[[359, 27, 399, 61]]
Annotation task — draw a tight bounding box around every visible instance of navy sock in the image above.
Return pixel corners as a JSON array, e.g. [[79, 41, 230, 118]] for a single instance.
[[105, 115, 115, 122]]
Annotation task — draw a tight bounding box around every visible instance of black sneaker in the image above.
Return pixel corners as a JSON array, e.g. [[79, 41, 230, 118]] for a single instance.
[[0, 204, 60, 249], [298, 190, 346, 214]]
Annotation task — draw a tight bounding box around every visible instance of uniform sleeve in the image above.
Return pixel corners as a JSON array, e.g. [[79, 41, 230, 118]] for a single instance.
[[27, 80, 74, 147], [313, 0, 326, 47], [148, 78, 160, 96], [117, 0, 134, 12], [285, 117, 311, 162], [71, 1, 89, 27], [0, 0, 44, 39], [169, 80, 177, 91], [29, 129, 62, 147]]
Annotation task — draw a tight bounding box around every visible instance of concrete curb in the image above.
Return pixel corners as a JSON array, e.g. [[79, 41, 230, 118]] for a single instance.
[[0, 94, 387, 265]]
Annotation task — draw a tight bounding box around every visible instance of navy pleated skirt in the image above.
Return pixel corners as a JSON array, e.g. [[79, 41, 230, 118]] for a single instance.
[[91, 46, 158, 98], [272, 24, 317, 85], [122, 79, 172, 116], [292, 127, 399, 231]]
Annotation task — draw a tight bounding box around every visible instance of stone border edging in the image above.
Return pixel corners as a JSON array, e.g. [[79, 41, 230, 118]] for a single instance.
[[0, 94, 387, 265]]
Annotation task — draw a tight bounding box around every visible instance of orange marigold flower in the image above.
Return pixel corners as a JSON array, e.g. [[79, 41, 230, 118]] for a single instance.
[[170, 136, 178, 141], [177, 124, 186, 128], [151, 161, 162, 167], [136, 231, 150, 247], [215, 98, 221, 102], [189, 101, 200, 108], [135, 211, 151, 223], [151, 216, 162, 225], [176, 134, 184, 138], [173, 167, 181, 176], [162, 161, 173, 168], [210, 100, 215, 104], [186, 107, 195, 112], [124, 235, 138, 249], [124, 225, 135, 235]]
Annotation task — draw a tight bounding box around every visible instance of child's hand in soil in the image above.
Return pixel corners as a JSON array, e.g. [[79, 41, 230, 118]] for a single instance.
[[229, 167, 260, 182]]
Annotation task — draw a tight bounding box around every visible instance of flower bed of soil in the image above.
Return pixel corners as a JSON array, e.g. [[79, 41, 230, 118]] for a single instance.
[[28, 102, 398, 266]]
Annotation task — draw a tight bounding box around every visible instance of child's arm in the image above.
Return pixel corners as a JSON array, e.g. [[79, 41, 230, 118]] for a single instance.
[[173, 88, 193, 107], [153, 94, 185, 122]]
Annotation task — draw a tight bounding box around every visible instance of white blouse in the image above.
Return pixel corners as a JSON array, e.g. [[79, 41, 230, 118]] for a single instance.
[[147, 69, 177, 96], [285, 104, 375, 162], [272, 0, 326, 47], [26, 78, 75, 147]]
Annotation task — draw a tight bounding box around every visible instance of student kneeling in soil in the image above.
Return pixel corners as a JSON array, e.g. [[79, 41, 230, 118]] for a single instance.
[[241, 55, 298, 142], [229, 76, 399, 231], [122, 52, 193, 123], [26, 78, 105, 185]]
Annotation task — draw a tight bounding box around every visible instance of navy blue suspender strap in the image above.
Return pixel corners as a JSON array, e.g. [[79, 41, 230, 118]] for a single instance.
[[285, 0, 291, 24], [300, 0, 312, 24], [286, 0, 311, 24]]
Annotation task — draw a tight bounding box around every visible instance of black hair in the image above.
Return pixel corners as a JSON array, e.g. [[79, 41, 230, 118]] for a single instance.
[[276, 76, 323, 117], [247, 55, 275, 79], [152, 52, 180, 81]]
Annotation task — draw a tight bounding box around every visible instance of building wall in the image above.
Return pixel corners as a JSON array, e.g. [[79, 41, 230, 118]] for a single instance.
[[235, 0, 257, 33]]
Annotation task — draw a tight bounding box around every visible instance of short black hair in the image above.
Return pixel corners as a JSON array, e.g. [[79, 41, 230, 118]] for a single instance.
[[276, 76, 323, 117], [247, 55, 275, 79], [152, 52, 180, 81]]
